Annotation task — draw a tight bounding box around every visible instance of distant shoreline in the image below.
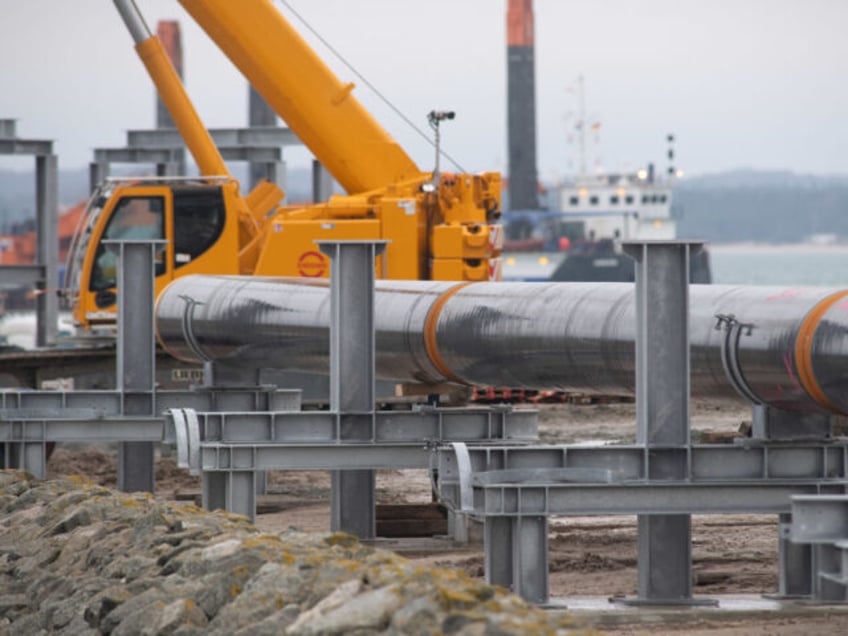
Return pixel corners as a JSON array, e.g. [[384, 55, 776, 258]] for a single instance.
[[708, 242, 848, 253]]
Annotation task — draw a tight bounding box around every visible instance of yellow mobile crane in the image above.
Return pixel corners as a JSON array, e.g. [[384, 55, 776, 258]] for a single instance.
[[64, 0, 502, 332]]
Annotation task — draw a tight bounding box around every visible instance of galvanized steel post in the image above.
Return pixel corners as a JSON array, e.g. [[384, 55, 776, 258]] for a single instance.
[[34, 154, 58, 347], [321, 240, 387, 539], [623, 240, 703, 604], [0, 120, 58, 347], [109, 239, 164, 493]]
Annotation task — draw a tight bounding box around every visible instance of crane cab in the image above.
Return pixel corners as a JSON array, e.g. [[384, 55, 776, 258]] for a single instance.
[[65, 176, 242, 333]]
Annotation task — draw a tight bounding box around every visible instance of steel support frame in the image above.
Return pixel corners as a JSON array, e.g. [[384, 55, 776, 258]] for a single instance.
[[195, 407, 536, 445], [171, 419, 534, 523], [1, 240, 161, 489], [472, 479, 846, 606], [170, 409, 535, 469], [1, 235, 540, 537], [755, 402, 836, 599], [125, 125, 299, 149], [89, 146, 284, 193], [0, 385, 298, 483], [454, 240, 701, 605], [472, 481, 846, 516], [0, 120, 58, 347], [321, 241, 386, 539], [437, 443, 848, 496], [432, 240, 848, 605], [248, 87, 278, 190], [100, 120, 330, 208], [435, 442, 848, 605], [788, 495, 848, 602], [312, 159, 333, 203], [162, 400, 536, 522], [108, 240, 161, 492], [0, 387, 300, 419], [93, 122, 301, 195], [0, 237, 299, 484], [753, 405, 833, 441], [624, 240, 700, 604], [2, 241, 155, 482], [168, 240, 538, 527]]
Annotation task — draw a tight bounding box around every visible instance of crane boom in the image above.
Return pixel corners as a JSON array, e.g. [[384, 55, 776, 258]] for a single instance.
[[178, 0, 422, 194], [114, 0, 229, 178], [65, 0, 502, 334]]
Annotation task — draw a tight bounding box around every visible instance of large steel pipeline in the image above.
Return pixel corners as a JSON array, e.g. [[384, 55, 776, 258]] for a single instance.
[[156, 276, 848, 415]]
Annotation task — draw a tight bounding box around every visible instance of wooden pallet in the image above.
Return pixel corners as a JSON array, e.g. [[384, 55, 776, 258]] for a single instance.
[[470, 386, 634, 405]]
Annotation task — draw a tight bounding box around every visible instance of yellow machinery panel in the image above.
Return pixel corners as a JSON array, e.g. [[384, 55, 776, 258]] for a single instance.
[[431, 257, 502, 282], [254, 219, 382, 277], [380, 198, 424, 280], [430, 223, 498, 260]]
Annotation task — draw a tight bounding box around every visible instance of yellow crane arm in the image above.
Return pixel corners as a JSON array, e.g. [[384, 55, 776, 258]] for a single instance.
[[114, 0, 289, 273], [178, 0, 424, 194], [114, 0, 229, 178]]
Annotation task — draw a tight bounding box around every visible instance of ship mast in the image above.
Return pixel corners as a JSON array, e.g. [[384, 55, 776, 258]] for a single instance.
[[576, 74, 587, 176]]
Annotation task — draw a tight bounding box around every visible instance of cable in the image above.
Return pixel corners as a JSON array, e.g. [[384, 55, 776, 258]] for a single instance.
[[277, 0, 467, 173]]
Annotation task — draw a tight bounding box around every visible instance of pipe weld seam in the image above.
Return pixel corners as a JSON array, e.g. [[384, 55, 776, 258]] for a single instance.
[[423, 282, 473, 384], [795, 289, 848, 414]]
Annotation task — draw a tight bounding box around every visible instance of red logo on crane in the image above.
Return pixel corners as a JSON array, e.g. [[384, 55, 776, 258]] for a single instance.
[[297, 251, 328, 277]]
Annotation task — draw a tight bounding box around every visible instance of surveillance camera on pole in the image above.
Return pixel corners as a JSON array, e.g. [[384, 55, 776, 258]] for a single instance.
[[427, 110, 456, 187]]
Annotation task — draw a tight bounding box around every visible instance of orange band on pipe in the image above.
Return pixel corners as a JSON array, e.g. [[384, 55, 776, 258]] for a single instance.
[[424, 283, 474, 384], [795, 289, 848, 414]]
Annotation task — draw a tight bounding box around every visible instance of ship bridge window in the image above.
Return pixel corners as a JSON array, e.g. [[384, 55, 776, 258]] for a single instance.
[[610, 195, 620, 205], [569, 195, 579, 206], [589, 195, 599, 205], [641, 195, 649, 204], [658, 194, 668, 203], [625, 195, 634, 205]]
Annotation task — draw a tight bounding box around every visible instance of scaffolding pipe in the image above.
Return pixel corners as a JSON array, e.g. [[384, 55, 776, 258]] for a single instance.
[[155, 277, 848, 415]]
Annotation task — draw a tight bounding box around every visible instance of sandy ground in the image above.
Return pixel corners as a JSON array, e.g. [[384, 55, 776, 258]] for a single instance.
[[45, 398, 848, 635]]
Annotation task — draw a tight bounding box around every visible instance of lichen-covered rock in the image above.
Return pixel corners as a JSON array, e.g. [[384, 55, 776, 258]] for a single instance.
[[0, 470, 593, 635]]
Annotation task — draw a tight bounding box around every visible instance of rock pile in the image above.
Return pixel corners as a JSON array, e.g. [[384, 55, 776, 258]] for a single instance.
[[0, 471, 591, 635]]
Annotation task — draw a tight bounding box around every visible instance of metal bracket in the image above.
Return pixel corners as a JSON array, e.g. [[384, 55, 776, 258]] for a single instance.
[[164, 407, 200, 475], [715, 313, 761, 405], [451, 442, 474, 512], [178, 294, 209, 363]]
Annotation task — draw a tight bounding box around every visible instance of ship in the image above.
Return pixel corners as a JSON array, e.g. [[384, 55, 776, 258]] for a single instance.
[[503, 0, 709, 286], [502, 44, 710, 284], [501, 162, 712, 283]]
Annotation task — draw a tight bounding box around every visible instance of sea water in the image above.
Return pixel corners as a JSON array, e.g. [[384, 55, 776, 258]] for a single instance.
[[501, 244, 848, 287], [709, 244, 848, 287]]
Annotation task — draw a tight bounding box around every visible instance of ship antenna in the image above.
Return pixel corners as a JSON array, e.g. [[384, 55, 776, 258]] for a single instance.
[[577, 75, 587, 176], [667, 133, 676, 179]]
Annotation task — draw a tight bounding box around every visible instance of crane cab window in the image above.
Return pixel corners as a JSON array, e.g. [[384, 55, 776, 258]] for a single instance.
[[89, 196, 165, 292], [172, 187, 226, 267]]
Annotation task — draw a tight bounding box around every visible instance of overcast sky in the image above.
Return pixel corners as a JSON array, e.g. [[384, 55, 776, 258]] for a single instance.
[[1, 0, 847, 182]]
